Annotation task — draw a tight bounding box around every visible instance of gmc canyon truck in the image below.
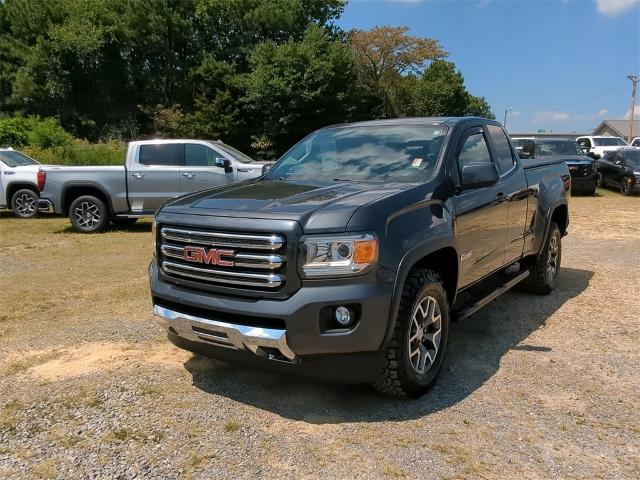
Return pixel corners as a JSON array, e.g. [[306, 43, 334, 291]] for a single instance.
[[150, 117, 570, 398], [38, 139, 271, 232]]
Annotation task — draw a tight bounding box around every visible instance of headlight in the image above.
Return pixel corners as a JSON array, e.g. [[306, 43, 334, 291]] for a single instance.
[[302, 234, 378, 277], [151, 217, 157, 256]]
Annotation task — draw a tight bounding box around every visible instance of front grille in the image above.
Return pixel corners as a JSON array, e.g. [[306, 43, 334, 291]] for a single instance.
[[159, 226, 287, 290]]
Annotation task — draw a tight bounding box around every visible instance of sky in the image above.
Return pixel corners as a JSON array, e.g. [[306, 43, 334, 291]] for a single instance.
[[338, 0, 640, 133]]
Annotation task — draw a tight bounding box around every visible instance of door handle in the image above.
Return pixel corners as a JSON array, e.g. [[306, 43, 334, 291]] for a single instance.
[[182, 172, 195, 178], [494, 193, 508, 204], [131, 172, 144, 178]]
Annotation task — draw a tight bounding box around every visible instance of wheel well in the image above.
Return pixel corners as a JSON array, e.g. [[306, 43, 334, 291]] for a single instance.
[[7, 183, 38, 202], [63, 186, 110, 215], [411, 247, 458, 304], [551, 204, 568, 235]]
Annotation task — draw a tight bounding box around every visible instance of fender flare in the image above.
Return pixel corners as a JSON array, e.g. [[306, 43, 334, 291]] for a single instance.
[[62, 182, 115, 215], [381, 236, 458, 350]]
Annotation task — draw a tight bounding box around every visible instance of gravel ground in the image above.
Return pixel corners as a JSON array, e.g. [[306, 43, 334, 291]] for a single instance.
[[0, 190, 638, 479]]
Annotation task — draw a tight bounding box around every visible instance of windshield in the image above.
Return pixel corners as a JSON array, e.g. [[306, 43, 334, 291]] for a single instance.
[[535, 140, 583, 157], [623, 150, 640, 167], [0, 150, 40, 167], [266, 124, 448, 183], [213, 142, 256, 163], [594, 137, 627, 147]]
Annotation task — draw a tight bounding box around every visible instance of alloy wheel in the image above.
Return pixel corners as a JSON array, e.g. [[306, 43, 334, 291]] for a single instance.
[[408, 296, 442, 374], [74, 201, 101, 229], [15, 192, 36, 217], [547, 234, 559, 282]]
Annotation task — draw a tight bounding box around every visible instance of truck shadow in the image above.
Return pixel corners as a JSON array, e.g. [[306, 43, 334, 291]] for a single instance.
[[185, 266, 593, 424], [53, 221, 152, 234]]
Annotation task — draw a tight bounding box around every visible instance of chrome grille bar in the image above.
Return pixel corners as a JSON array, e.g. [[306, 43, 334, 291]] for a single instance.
[[160, 244, 285, 270], [161, 227, 285, 251], [161, 261, 283, 288]]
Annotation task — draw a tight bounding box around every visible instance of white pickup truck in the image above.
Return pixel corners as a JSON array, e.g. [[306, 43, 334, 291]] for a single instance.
[[0, 148, 47, 218], [39, 139, 272, 232], [575, 136, 628, 159]]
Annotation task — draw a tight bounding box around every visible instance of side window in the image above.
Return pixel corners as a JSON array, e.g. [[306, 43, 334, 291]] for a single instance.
[[458, 132, 492, 170], [185, 144, 218, 167], [632, 139, 640, 147], [486, 125, 516, 174], [138, 144, 181, 166]]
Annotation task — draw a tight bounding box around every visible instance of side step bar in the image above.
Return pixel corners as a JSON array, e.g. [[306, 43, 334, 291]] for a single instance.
[[456, 270, 530, 321]]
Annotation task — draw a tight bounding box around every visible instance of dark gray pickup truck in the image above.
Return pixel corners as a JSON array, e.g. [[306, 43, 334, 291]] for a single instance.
[[150, 117, 570, 397]]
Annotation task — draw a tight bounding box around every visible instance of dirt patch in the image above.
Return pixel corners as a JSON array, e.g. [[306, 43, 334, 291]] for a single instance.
[[6, 342, 190, 381]]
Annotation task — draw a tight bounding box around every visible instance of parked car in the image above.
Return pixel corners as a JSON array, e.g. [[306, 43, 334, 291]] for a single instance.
[[629, 137, 640, 148], [150, 117, 570, 398], [510, 137, 534, 153], [516, 138, 598, 195], [0, 148, 47, 218], [575, 135, 627, 159], [596, 148, 640, 195], [39, 139, 272, 233]]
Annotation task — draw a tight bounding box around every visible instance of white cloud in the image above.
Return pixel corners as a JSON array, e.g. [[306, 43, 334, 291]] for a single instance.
[[597, 108, 609, 116], [574, 108, 609, 121], [596, 0, 638, 17], [534, 111, 570, 123], [625, 105, 640, 119]]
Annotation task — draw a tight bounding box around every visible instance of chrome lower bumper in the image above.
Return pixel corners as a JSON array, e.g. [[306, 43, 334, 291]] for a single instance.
[[37, 199, 54, 213], [153, 304, 297, 363]]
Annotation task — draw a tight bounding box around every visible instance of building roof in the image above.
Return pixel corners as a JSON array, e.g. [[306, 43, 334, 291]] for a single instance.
[[593, 119, 640, 138]]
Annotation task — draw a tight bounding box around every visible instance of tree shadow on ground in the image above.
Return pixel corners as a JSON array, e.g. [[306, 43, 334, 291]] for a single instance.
[[185, 267, 593, 424]]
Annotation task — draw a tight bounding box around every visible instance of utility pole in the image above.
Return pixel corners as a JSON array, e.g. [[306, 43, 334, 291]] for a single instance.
[[503, 107, 512, 130], [628, 75, 639, 143]]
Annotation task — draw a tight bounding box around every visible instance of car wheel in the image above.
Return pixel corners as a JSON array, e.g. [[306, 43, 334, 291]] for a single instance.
[[11, 189, 39, 218], [111, 217, 138, 227], [372, 269, 449, 398], [620, 176, 633, 196], [69, 195, 109, 233], [597, 172, 605, 188], [519, 222, 562, 295]]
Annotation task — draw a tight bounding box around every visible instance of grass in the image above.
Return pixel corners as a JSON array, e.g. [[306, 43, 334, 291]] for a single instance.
[[223, 420, 241, 433], [22, 139, 126, 166], [31, 459, 57, 479], [382, 464, 409, 478], [4, 351, 64, 375]]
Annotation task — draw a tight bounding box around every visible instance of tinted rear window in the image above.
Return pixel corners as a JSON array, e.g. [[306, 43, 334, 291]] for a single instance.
[[0, 151, 39, 167], [138, 144, 182, 166]]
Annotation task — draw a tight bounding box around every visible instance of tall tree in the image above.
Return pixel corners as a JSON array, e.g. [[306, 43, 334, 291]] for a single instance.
[[349, 25, 447, 117]]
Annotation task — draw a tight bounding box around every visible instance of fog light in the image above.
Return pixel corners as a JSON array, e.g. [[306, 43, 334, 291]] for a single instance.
[[334, 306, 352, 326]]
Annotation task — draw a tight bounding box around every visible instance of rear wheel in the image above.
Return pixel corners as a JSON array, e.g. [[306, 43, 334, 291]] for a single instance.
[[620, 176, 634, 196], [372, 269, 449, 398], [11, 189, 38, 218], [519, 222, 561, 295], [69, 195, 109, 233]]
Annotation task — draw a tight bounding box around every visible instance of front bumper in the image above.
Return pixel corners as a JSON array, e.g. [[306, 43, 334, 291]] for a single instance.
[[570, 174, 597, 191], [150, 260, 394, 379]]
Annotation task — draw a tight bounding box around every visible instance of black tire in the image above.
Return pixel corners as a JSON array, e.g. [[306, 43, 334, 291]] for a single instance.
[[519, 222, 561, 295], [620, 176, 634, 196], [597, 172, 605, 188], [68, 195, 109, 233], [372, 269, 450, 398], [111, 217, 138, 227], [11, 189, 39, 218]]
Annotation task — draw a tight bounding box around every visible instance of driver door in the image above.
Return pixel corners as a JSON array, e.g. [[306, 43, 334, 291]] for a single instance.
[[451, 126, 510, 288]]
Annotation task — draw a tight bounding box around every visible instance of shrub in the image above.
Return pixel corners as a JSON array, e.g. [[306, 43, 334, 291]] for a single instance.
[[22, 140, 126, 166], [0, 116, 72, 149]]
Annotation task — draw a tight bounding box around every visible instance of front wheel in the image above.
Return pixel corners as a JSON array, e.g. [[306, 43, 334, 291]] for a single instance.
[[597, 172, 605, 188], [519, 222, 562, 295], [372, 269, 450, 398], [11, 189, 39, 218], [620, 176, 634, 196], [69, 195, 109, 233]]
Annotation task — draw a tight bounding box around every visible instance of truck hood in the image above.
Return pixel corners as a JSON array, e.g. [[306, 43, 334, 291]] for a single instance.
[[160, 179, 411, 232]]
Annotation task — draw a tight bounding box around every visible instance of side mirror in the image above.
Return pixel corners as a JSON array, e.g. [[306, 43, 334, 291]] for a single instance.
[[215, 157, 233, 173], [460, 163, 499, 189], [586, 151, 597, 159]]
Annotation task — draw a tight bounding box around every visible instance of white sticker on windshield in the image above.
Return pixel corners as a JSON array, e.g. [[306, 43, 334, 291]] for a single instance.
[[412, 158, 423, 167]]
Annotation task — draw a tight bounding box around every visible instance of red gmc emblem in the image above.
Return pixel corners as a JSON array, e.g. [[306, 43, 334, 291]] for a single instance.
[[183, 246, 235, 267]]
